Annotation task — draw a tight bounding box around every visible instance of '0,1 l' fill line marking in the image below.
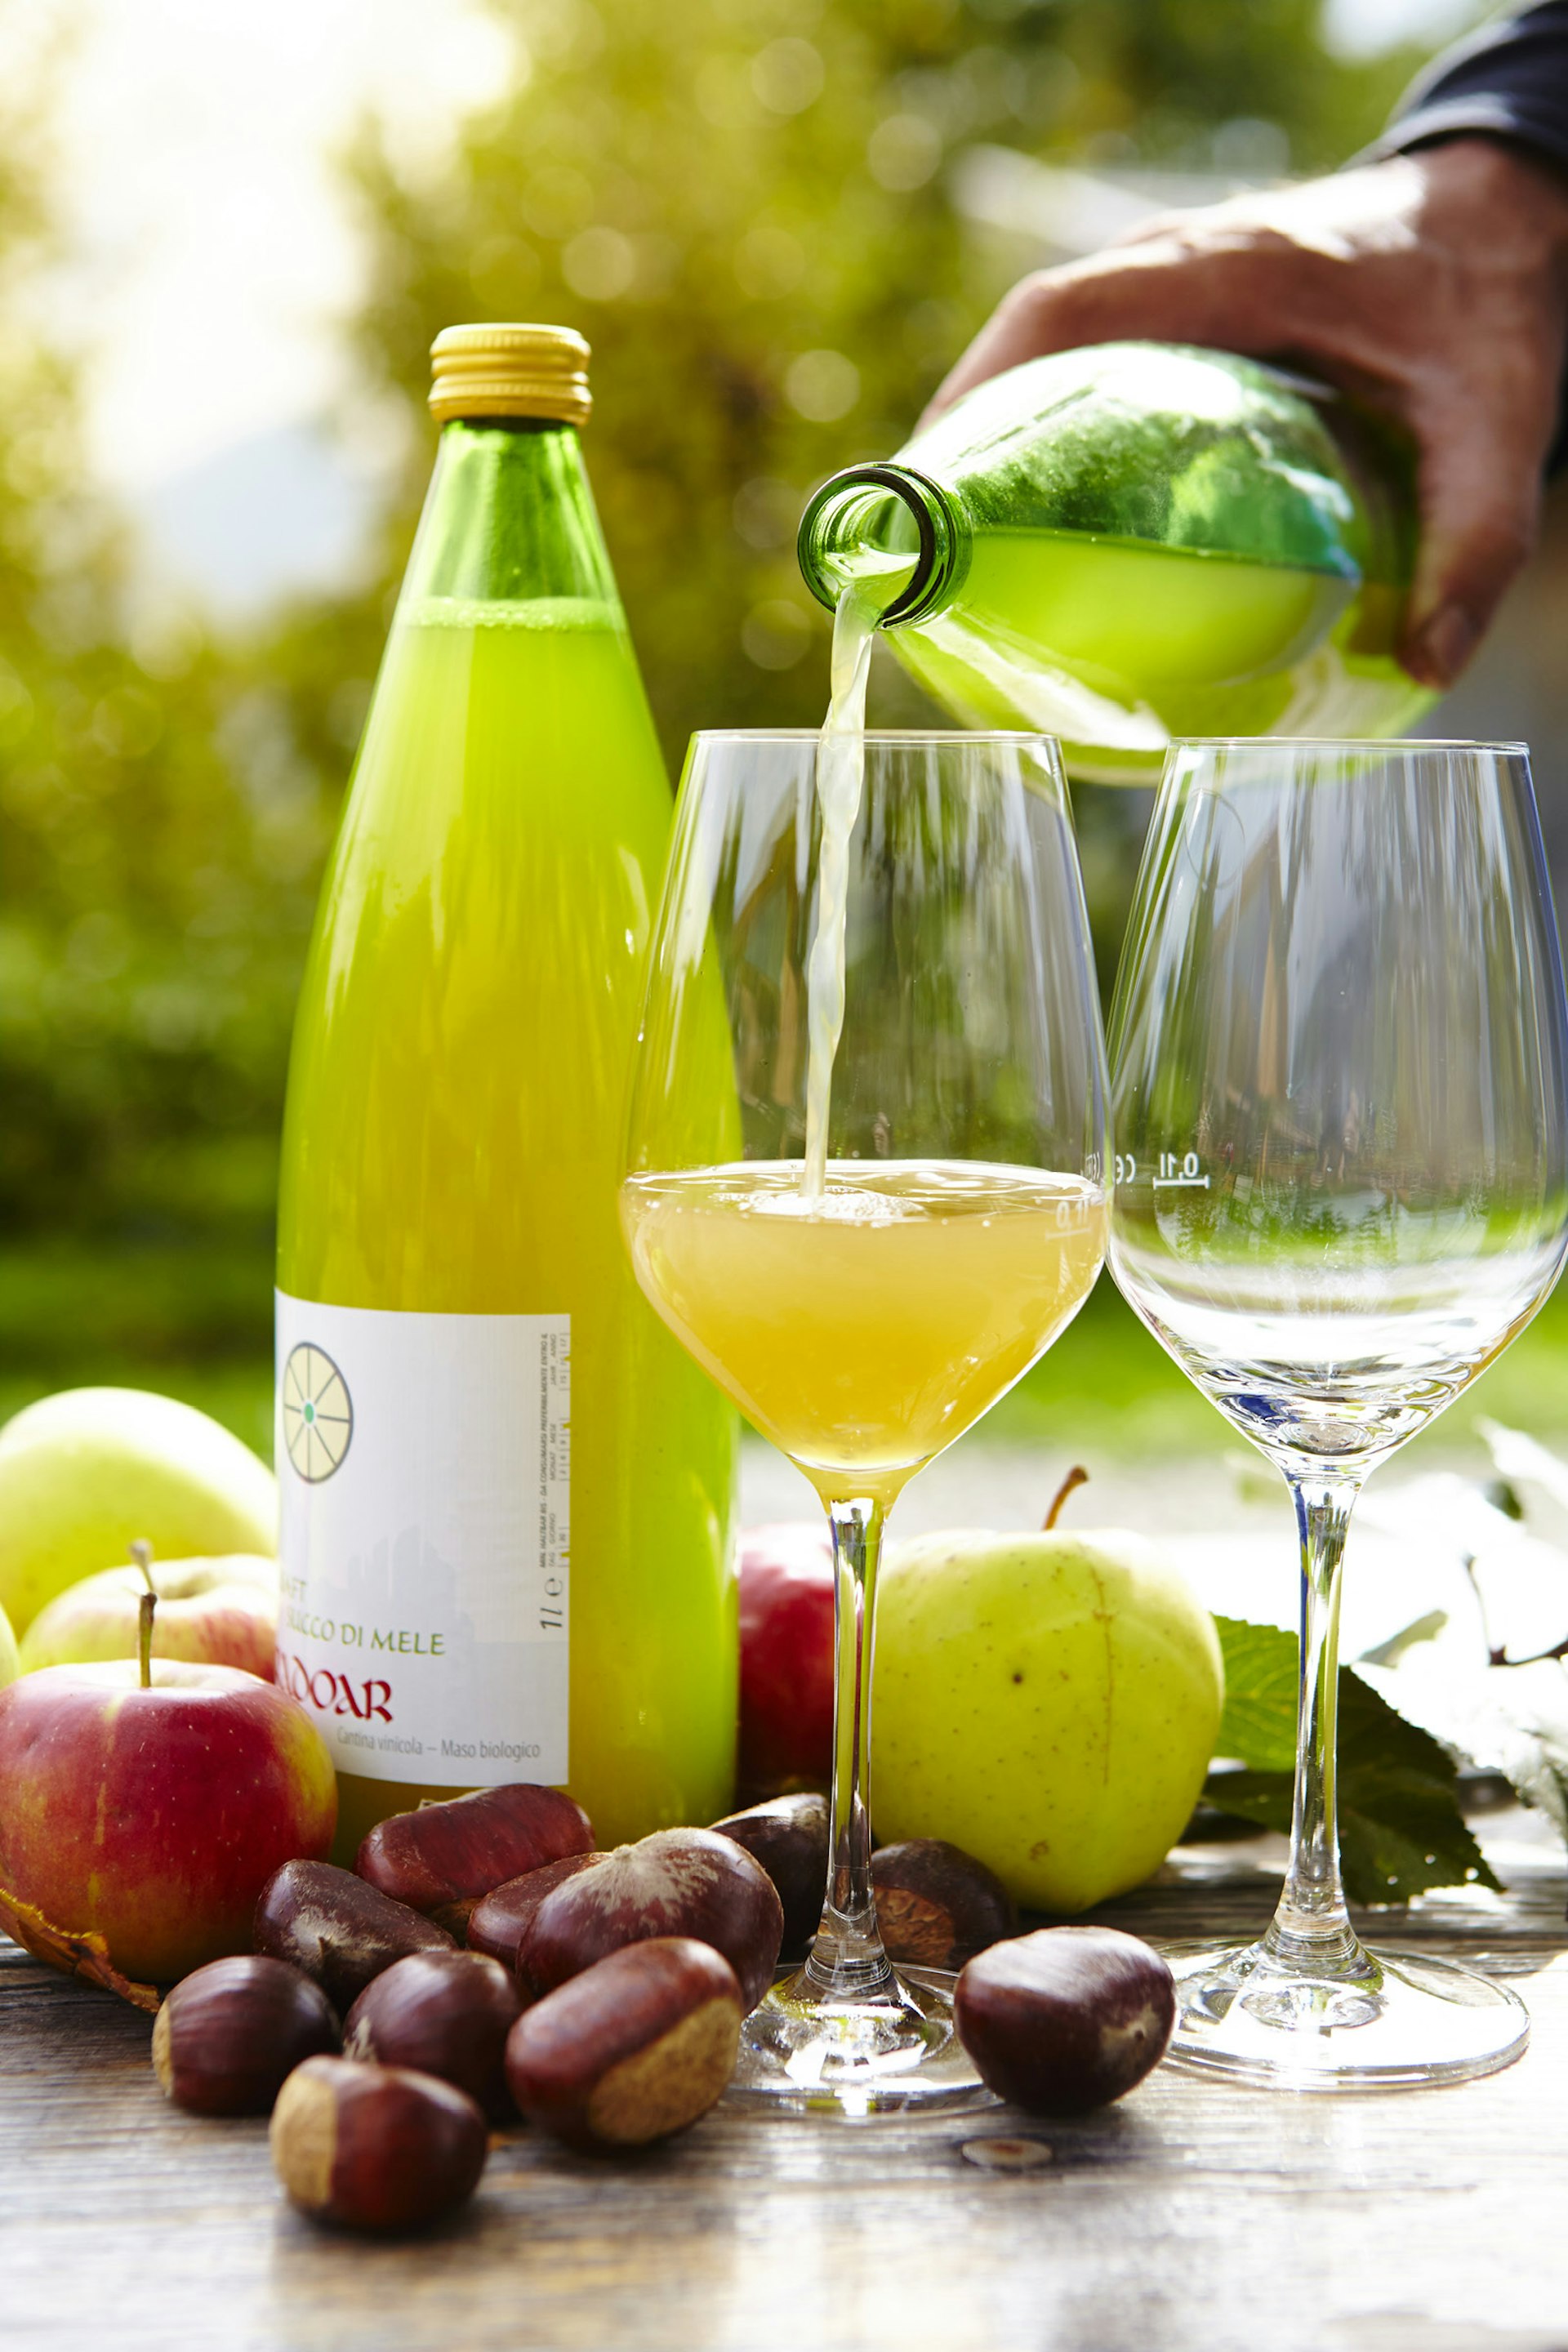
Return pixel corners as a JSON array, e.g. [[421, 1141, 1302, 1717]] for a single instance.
[[1152, 1152, 1210, 1192]]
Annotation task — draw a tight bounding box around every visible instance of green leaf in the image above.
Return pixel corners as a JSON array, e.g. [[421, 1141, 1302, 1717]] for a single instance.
[[1214, 1614, 1298, 1771], [1205, 1615, 1501, 1906]]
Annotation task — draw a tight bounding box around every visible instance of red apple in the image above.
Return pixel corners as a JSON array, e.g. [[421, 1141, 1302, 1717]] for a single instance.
[[739, 1522, 835, 1798], [17, 1554, 277, 1681], [0, 1660, 336, 1989]]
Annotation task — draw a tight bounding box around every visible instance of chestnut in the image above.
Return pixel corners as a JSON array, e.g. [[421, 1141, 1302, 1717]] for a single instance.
[[254, 1860, 457, 2010], [506, 1936, 742, 2150], [871, 1839, 1016, 1971], [356, 1783, 595, 1933], [467, 1852, 608, 1980], [710, 1793, 827, 1958], [955, 1927, 1175, 2114], [519, 1828, 784, 2012], [152, 1955, 339, 2116], [344, 1949, 522, 2119], [270, 2054, 488, 2234]]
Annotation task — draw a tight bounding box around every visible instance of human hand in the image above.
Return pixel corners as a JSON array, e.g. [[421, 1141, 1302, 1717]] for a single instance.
[[928, 139, 1568, 686]]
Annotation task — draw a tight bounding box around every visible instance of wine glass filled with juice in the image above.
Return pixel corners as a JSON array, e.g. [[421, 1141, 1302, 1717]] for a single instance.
[[621, 724, 1109, 2115]]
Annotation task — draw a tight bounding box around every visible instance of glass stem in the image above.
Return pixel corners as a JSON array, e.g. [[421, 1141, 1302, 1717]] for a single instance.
[[806, 1495, 897, 2001], [1266, 1473, 1363, 1973]]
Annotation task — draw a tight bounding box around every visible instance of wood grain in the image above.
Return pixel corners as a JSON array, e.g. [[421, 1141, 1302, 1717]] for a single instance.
[[2, 1820, 1566, 2352]]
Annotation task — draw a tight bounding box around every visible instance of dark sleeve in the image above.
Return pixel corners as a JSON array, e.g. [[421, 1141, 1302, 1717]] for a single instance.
[[1374, 2, 1568, 174]]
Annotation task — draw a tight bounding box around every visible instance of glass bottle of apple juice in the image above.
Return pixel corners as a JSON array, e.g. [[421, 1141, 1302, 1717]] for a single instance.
[[275, 324, 738, 1859]]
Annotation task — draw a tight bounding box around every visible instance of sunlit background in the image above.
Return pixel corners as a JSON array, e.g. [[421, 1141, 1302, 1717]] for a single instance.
[[4, 0, 1564, 1459]]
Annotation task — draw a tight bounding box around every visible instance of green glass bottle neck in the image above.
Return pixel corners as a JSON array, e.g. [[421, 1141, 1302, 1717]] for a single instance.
[[797, 463, 970, 629], [400, 419, 621, 612]]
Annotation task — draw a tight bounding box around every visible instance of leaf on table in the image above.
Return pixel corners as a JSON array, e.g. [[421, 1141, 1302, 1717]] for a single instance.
[[1359, 1650, 1568, 1846], [1356, 1468, 1525, 1558], [0, 1882, 160, 2012], [1358, 1610, 1448, 1669], [1213, 1614, 1297, 1773], [1205, 1615, 1500, 1906], [1478, 1419, 1568, 1521]]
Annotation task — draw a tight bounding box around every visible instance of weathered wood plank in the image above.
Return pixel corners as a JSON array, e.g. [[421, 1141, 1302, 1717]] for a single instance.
[[2, 1824, 1565, 2352]]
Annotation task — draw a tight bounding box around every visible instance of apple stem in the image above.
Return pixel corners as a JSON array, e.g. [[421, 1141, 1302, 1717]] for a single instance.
[[1043, 1466, 1089, 1531], [129, 1540, 156, 1690]]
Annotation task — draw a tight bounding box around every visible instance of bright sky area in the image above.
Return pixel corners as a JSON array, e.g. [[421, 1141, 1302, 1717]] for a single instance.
[[38, 0, 1478, 602]]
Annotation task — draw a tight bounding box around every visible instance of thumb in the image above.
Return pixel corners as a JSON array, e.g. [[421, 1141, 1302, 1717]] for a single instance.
[[1400, 411, 1546, 688]]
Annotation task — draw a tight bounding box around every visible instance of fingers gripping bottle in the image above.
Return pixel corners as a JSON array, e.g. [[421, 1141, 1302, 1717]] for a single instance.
[[277, 325, 738, 1857]]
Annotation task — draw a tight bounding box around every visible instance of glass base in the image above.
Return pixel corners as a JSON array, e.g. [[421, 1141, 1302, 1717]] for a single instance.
[[1164, 1936, 1530, 2091], [725, 1962, 998, 2118]]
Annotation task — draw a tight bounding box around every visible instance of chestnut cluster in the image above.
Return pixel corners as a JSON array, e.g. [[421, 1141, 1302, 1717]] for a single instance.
[[150, 1780, 786, 2233], [147, 1775, 1177, 2234]]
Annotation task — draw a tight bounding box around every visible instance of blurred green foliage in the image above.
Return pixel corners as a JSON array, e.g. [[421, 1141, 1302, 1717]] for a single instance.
[[0, 0, 1458, 1416], [0, 30, 331, 1277]]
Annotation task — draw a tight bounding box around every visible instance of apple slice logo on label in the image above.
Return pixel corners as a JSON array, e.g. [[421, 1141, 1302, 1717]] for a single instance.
[[282, 1343, 354, 1483]]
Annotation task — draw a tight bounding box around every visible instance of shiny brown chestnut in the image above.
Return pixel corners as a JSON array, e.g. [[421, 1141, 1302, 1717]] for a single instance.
[[710, 1793, 827, 1958], [356, 1783, 595, 1934], [152, 1954, 339, 2116], [254, 1859, 457, 2010], [343, 1948, 522, 2118], [506, 1936, 742, 2150], [871, 1838, 1017, 1971], [955, 1927, 1176, 2114], [270, 2054, 488, 2233], [519, 1827, 784, 2011], [467, 1851, 608, 1981]]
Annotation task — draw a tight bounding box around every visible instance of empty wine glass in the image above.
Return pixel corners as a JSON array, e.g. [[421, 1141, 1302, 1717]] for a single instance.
[[1109, 739, 1568, 2088], [621, 728, 1109, 2115]]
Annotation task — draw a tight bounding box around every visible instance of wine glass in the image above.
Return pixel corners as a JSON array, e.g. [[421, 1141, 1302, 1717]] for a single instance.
[[621, 728, 1109, 2116], [1109, 738, 1568, 2089]]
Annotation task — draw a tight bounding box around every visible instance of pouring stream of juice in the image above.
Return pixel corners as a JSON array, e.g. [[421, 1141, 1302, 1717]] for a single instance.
[[620, 562, 1107, 1514], [802, 569, 901, 1195]]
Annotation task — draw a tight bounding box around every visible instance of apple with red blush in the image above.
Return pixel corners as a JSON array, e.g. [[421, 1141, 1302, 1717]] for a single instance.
[[19, 1552, 277, 1680], [0, 1561, 335, 1994], [738, 1521, 835, 1798]]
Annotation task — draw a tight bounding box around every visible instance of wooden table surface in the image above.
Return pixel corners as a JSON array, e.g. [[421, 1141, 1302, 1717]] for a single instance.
[[6, 1814, 1567, 2352]]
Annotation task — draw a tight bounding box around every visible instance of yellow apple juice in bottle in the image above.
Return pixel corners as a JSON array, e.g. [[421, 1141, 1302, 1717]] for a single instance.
[[276, 326, 738, 1856]]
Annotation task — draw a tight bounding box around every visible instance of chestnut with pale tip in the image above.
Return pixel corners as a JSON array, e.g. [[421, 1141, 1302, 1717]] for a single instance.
[[467, 1851, 607, 1982], [709, 1793, 827, 1959], [954, 1927, 1176, 2114], [270, 2054, 488, 2234], [356, 1783, 595, 1934], [254, 1859, 457, 2010], [871, 1838, 1016, 1971], [152, 1955, 339, 2115], [519, 1827, 784, 2011], [506, 1936, 742, 2151], [343, 1949, 522, 2118]]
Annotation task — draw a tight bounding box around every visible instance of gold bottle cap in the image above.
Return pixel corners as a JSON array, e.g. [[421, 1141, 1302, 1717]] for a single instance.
[[428, 323, 592, 428]]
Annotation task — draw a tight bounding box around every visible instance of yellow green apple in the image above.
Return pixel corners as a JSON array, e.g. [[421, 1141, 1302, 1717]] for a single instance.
[[0, 1388, 276, 1634], [19, 1554, 278, 1680], [0, 1600, 18, 1691], [871, 1527, 1223, 1912]]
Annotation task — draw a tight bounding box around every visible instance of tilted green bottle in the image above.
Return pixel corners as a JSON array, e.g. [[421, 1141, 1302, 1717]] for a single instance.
[[799, 341, 1432, 782], [276, 325, 737, 1860]]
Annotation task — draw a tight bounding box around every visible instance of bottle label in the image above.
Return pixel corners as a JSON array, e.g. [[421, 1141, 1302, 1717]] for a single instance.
[[274, 1293, 570, 1788]]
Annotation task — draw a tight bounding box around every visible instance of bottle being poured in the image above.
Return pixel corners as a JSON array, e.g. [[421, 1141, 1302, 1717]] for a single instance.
[[797, 341, 1432, 783]]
